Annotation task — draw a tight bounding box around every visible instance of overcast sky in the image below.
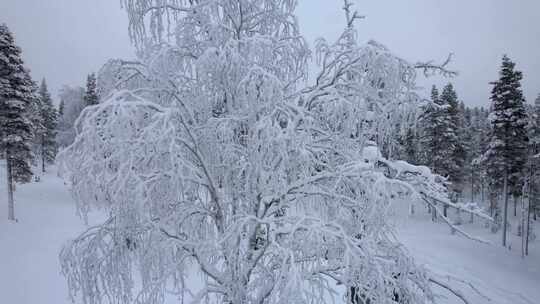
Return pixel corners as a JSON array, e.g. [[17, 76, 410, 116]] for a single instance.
[[1, 0, 539, 107]]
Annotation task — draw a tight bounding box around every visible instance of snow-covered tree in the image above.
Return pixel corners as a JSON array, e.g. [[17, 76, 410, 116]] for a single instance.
[[58, 1, 470, 303], [524, 94, 540, 254], [420, 85, 462, 190], [441, 84, 466, 194], [529, 95, 540, 220], [37, 79, 58, 172], [56, 85, 85, 147], [83, 72, 99, 107], [484, 55, 529, 245], [0, 23, 35, 221]]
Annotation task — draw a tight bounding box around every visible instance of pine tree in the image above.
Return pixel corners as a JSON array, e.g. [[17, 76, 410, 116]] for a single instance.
[[484, 55, 529, 246], [38, 79, 58, 172], [440, 83, 466, 195], [0, 24, 35, 221], [420, 86, 443, 169], [525, 94, 540, 253], [421, 84, 462, 207], [83, 73, 99, 106], [460, 103, 474, 201], [529, 94, 540, 221]]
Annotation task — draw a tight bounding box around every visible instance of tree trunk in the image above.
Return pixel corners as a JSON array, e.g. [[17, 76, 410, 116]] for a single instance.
[[443, 204, 448, 217], [481, 181, 485, 204], [521, 195, 525, 257], [6, 150, 15, 221], [526, 194, 531, 256], [471, 170, 475, 202], [514, 195, 517, 217], [41, 135, 46, 173], [525, 162, 534, 256], [431, 200, 437, 222], [502, 171, 509, 247]]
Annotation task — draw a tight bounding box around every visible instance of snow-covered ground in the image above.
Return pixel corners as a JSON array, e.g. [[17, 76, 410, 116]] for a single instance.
[[396, 206, 540, 304], [1, 168, 539, 304]]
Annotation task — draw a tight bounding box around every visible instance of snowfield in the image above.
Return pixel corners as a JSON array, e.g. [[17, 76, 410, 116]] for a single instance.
[[1, 168, 539, 304]]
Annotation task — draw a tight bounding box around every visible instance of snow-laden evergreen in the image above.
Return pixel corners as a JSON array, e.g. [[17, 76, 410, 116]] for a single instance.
[[484, 56, 529, 244], [420, 85, 463, 191], [0, 23, 35, 221]]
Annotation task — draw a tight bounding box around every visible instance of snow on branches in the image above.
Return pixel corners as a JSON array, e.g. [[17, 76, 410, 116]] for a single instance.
[[59, 1, 472, 303]]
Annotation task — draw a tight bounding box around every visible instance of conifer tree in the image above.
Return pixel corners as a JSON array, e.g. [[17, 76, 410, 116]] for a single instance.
[[83, 73, 99, 106], [420, 86, 443, 169], [484, 55, 529, 246], [38, 79, 58, 172], [529, 94, 540, 221], [460, 103, 474, 201], [440, 83, 466, 195], [524, 94, 540, 253], [421, 84, 461, 207], [0, 24, 35, 221]]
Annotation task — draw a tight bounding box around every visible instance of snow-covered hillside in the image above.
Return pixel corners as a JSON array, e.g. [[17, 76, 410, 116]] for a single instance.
[[397, 208, 540, 304], [1, 169, 539, 304]]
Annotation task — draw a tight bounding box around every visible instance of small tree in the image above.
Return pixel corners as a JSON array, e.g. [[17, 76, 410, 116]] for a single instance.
[[0, 24, 35, 221], [484, 55, 529, 245]]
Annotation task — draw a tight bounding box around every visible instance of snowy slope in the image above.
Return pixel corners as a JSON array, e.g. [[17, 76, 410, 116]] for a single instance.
[[1, 169, 539, 304], [0, 166, 104, 304], [397, 209, 540, 304]]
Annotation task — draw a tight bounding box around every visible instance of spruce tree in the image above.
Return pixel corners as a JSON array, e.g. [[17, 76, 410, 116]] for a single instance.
[[0, 24, 35, 220], [484, 55, 529, 246], [38, 79, 58, 172], [421, 85, 462, 205], [525, 94, 540, 251], [529, 94, 540, 221], [83, 73, 99, 106], [440, 83, 466, 195], [420, 86, 444, 169]]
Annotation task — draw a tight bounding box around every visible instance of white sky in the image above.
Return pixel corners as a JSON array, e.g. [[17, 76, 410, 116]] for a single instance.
[[1, 0, 539, 107]]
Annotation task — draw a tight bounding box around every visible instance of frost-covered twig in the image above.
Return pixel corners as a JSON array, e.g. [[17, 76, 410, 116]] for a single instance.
[[415, 53, 458, 77]]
